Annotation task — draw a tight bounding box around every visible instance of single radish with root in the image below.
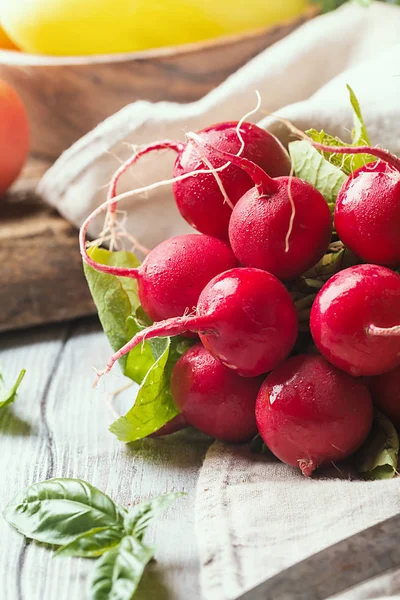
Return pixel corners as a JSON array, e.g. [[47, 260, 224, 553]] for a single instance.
[[369, 366, 400, 429], [171, 344, 261, 443], [310, 264, 400, 377], [172, 121, 291, 240], [104, 101, 291, 242], [186, 133, 332, 280], [93, 267, 298, 386], [82, 233, 237, 322], [256, 354, 373, 477]]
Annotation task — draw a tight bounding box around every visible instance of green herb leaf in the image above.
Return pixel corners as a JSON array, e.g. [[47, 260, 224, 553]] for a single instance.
[[55, 526, 124, 558], [123, 492, 184, 540], [347, 84, 371, 146], [289, 140, 346, 207], [354, 411, 399, 480], [109, 338, 192, 443], [0, 369, 26, 409], [3, 478, 123, 545], [306, 85, 374, 175], [83, 247, 141, 374], [87, 536, 154, 600], [124, 314, 162, 385]]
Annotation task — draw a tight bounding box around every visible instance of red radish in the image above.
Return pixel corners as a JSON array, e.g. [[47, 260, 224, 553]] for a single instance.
[[256, 354, 373, 476], [171, 344, 260, 443], [188, 133, 332, 280], [334, 161, 400, 266], [300, 139, 400, 266], [310, 264, 400, 377], [172, 122, 291, 240], [82, 233, 237, 322], [369, 366, 400, 429], [93, 267, 298, 385]]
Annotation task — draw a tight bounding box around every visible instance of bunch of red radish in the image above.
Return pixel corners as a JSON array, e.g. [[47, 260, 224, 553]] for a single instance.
[[81, 116, 400, 477]]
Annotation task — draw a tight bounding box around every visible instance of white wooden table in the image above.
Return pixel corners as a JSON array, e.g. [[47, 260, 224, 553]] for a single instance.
[[0, 317, 210, 600]]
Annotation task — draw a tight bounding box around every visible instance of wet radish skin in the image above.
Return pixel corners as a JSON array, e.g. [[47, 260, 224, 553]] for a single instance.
[[228, 177, 332, 280], [172, 122, 291, 241], [335, 162, 400, 266], [197, 267, 298, 377], [310, 264, 400, 376], [256, 354, 373, 476], [138, 233, 237, 322], [148, 414, 188, 437], [369, 366, 400, 429], [171, 344, 260, 442]]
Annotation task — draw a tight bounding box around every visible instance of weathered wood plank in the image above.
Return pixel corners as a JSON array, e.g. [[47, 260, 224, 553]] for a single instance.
[[1, 160, 95, 333], [0, 319, 209, 599]]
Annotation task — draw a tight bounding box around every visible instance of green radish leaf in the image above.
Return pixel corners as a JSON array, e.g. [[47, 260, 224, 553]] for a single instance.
[[347, 84, 371, 147], [3, 478, 123, 545], [83, 247, 141, 375], [353, 411, 399, 480], [109, 338, 192, 443], [0, 369, 26, 409], [289, 140, 346, 206], [54, 526, 124, 558], [306, 86, 374, 175], [87, 536, 154, 600], [123, 492, 185, 540], [123, 313, 170, 386]]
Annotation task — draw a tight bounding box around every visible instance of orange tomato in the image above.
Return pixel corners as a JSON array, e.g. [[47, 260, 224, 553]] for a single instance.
[[0, 24, 19, 50], [0, 80, 29, 196]]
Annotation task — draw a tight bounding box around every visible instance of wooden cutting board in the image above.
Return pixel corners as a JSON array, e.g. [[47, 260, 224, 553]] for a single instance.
[[1, 159, 95, 333]]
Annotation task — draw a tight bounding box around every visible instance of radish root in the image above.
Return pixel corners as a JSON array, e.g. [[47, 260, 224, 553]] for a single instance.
[[284, 163, 296, 253]]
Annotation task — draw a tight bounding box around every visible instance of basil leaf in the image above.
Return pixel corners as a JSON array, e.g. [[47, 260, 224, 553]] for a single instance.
[[123, 492, 184, 540], [109, 338, 192, 443], [353, 411, 399, 480], [289, 140, 346, 206], [55, 526, 124, 558], [83, 247, 140, 373], [87, 536, 153, 600], [3, 478, 123, 545], [0, 369, 26, 409]]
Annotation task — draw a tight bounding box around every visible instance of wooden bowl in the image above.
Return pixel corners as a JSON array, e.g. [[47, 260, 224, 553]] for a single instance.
[[0, 8, 317, 162]]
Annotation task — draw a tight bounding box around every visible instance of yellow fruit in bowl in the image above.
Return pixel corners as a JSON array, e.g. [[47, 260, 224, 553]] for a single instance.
[[0, 0, 308, 56], [0, 23, 18, 50]]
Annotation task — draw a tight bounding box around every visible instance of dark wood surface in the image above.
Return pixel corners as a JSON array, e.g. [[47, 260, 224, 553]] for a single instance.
[[1, 160, 95, 333]]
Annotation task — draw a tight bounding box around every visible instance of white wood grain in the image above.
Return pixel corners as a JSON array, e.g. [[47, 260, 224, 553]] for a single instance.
[[0, 319, 209, 600]]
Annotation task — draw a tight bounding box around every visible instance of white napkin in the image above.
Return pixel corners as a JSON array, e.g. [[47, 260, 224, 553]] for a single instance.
[[38, 2, 400, 598], [196, 443, 400, 600], [38, 2, 400, 250]]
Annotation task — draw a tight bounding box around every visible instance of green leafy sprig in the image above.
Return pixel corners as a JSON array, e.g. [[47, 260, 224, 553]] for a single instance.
[[3, 477, 184, 600]]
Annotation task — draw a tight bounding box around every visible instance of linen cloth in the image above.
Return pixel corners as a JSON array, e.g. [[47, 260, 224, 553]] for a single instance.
[[38, 2, 400, 598]]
